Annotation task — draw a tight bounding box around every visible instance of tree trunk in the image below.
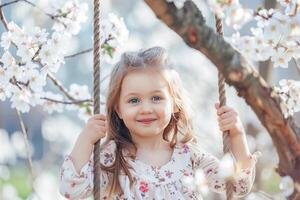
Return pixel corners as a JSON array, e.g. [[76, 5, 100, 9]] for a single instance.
[[143, 1, 300, 199]]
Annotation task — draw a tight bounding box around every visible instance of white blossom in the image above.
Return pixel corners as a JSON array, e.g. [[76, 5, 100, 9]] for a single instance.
[[25, 61, 39, 70], [263, 19, 283, 43], [11, 87, 32, 113], [270, 47, 291, 68], [69, 83, 91, 100], [16, 44, 36, 62], [101, 13, 129, 62], [224, 4, 253, 30], [0, 85, 9, 101], [1, 32, 12, 50], [0, 67, 10, 86], [52, 1, 88, 36], [251, 28, 274, 61], [289, 16, 300, 36], [5, 64, 24, 81], [1, 51, 15, 67], [42, 92, 64, 114], [275, 79, 300, 118], [39, 42, 55, 65], [50, 32, 67, 53], [277, 0, 298, 14], [32, 27, 48, 44], [255, 8, 275, 28], [7, 22, 26, 46], [26, 69, 47, 92]]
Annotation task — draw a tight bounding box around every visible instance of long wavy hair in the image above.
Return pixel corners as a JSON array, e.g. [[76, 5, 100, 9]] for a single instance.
[[101, 46, 195, 197]]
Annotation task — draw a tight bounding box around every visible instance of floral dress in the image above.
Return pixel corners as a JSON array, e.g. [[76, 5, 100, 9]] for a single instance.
[[59, 140, 260, 200]]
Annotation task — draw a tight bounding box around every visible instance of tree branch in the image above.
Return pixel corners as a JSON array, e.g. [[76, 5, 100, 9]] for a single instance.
[[0, 0, 66, 24], [0, 1, 8, 30], [64, 48, 93, 59], [16, 109, 42, 200], [0, 0, 20, 8], [293, 58, 300, 77], [46, 72, 77, 101], [143, 0, 300, 191], [41, 97, 94, 106]]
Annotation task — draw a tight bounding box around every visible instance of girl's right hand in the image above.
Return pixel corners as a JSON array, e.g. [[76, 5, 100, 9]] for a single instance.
[[81, 114, 107, 145]]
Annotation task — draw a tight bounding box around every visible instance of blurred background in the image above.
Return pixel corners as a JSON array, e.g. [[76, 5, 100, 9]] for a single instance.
[[0, 0, 299, 199]]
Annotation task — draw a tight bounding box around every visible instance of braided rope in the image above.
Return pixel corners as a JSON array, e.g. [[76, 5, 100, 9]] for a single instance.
[[93, 0, 101, 199], [215, 15, 234, 200]]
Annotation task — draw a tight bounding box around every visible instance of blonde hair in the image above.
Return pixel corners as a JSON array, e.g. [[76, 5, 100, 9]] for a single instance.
[[102, 46, 195, 196]]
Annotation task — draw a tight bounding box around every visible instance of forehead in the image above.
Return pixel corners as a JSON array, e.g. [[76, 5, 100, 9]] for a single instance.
[[120, 69, 170, 96]]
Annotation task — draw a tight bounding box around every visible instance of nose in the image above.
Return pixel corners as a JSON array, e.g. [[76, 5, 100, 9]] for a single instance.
[[139, 102, 153, 114]]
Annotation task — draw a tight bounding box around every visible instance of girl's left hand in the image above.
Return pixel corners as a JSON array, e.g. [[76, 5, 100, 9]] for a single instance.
[[215, 103, 245, 138]]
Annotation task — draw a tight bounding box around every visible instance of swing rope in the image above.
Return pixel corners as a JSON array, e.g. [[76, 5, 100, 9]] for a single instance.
[[93, 0, 101, 199], [215, 15, 234, 200]]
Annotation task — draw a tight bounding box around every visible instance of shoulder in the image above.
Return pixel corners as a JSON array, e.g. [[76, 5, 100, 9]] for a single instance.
[[179, 141, 219, 167]]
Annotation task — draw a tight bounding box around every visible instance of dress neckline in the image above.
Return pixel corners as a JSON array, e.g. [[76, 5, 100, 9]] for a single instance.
[[134, 143, 179, 171]]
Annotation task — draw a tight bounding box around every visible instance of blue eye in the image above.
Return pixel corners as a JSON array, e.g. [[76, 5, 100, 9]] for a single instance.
[[128, 98, 139, 104], [152, 96, 161, 102]]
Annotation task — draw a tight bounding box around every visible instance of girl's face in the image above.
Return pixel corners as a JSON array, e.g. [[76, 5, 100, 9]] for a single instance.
[[116, 68, 175, 141]]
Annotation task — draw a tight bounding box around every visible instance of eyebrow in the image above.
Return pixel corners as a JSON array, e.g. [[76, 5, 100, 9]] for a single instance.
[[124, 90, 163, 98]]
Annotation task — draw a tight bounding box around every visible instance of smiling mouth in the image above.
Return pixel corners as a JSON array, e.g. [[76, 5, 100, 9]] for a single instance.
[[137, 119, 157, 125]]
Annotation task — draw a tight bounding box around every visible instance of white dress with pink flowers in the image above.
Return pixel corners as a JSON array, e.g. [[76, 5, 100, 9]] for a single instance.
[[59, 140, 260, 200]]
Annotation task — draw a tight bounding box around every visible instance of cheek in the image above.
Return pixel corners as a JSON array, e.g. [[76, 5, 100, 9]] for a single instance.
[[158, 103, 172, 120], [121, 106, 137, 120]]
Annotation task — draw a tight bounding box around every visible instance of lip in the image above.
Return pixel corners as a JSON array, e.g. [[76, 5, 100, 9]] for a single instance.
[[137, 118, 157, 124]]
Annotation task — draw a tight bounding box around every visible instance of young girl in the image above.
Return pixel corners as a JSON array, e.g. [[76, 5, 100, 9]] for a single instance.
[[59, 47, 260, 199]]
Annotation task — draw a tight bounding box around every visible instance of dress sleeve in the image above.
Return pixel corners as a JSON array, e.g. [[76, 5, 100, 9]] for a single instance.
[[59, 140, 116, 199], [191, 146, 260, 198]]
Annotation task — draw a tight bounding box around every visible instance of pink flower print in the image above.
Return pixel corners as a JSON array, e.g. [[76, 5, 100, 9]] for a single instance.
[[165, 170, 174, 178], [182, 169, 189, 176], [182, 144, 190, 153], [206, 168, 214, 174], [60, 168, 65, 180], [70, 182, 76, 188], [242, 168, 251, 175], [103, 152, 114, 165], [64, 193, 70, 199], [139, 181, 149, 193]]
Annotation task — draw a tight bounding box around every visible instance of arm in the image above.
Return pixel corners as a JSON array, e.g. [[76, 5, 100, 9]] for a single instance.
[[230, 130, 253, 169], [70, 114, 107, 173], [215, 103, 258, 169], [59, 114, 108, 199], [70, 133, 94, 173]]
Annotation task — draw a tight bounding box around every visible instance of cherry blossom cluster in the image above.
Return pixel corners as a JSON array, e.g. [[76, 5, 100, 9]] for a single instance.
[[228, 9, 300, 68], [167, 0, 300, 118], [101, 13, 129, 63], [51, 0, 88, 36], [274, 79, 300, 118], [0, 1, 128, 121]]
